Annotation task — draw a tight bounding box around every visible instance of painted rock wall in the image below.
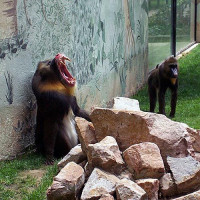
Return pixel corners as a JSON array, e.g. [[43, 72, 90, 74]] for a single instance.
[[0, 0, 148, 160]]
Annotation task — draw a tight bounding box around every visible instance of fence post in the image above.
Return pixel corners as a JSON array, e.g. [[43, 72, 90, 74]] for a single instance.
[[171, 0, 177, 56]]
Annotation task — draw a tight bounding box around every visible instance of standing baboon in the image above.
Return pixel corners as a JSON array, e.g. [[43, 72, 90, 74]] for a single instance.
[[32, 54, 91, 164], [148, 56, 179, 117]]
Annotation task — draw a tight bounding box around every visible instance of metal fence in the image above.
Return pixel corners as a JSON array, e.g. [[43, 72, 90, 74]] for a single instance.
[[149, 0, 197, 69]]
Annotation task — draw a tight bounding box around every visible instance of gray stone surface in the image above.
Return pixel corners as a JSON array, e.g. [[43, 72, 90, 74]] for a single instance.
[[167, 156, 200, 194]]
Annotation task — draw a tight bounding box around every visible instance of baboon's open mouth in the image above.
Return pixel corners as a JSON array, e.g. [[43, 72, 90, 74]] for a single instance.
[[55, 53, 76, 87]]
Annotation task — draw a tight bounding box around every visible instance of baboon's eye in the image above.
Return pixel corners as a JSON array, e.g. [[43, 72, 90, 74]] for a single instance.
[[47, 61, 51, 65], [169, 63, 177, 68]]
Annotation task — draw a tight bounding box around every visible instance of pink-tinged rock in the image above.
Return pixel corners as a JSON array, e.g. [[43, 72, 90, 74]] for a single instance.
[[193, 152, 200, 162], [81, 168, 120, 200], [47, 162, 85, 200], [171, 190, 200, 200], [99, 194, 115, 200], [57, 144, 87, 170], [75, 117, 97, 154], [159, 173, 176, 198], [187, 127, 200, 152], [116, 179, 147, 200], [117, 168, 134, 181], [136, 179, 159, 200], [87, 136, 125, 174], [167, 156, 200, 195], [123, 142, 165, 179], [90, 108, 190, 164]]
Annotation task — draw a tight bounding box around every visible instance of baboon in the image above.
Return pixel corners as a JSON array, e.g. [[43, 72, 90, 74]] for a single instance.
[[32, 54, 91, 164], [148, 56, 179, 117]]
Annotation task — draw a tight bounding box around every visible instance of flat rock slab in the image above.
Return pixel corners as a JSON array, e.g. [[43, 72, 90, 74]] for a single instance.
[[167, 156, 200, 194]]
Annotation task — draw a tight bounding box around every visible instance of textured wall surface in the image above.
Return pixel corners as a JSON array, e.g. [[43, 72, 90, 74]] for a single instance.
[[0, 0, 148, 160]]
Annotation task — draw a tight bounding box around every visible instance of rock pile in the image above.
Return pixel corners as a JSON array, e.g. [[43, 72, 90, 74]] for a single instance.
[[47, 99, 200, 200]]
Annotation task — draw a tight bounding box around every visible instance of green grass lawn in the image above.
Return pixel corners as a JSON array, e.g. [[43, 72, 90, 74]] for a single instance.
[[0, 44, 199, 200], [133, 44, 200, 129], [0, 153, 58, 200]]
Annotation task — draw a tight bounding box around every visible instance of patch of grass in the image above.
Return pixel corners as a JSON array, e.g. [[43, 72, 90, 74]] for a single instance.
[[0, 153, 58, 200], [133, 44, 200, 129]]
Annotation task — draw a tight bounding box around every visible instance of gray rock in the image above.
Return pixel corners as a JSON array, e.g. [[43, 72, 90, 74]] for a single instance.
[[167, 156, 200, 194]]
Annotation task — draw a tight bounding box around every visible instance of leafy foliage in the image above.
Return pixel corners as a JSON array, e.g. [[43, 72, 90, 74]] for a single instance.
[[149, 0, 191, 39]]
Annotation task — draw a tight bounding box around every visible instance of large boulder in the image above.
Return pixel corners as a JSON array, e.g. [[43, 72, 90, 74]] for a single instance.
[[90, 108, 190, 163]]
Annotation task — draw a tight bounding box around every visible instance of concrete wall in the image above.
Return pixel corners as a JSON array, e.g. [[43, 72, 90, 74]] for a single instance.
[[0, 0, 148, 160]]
